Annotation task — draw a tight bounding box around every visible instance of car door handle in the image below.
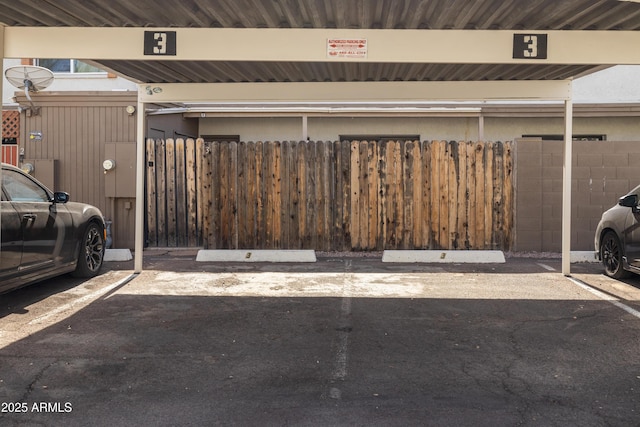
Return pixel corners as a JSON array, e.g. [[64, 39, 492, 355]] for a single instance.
[[22, 214, 37, 222]]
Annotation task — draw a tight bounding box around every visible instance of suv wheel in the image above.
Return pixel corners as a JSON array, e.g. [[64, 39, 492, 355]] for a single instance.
[[72, 222, 105, 278], [600, 231, 630, 279]]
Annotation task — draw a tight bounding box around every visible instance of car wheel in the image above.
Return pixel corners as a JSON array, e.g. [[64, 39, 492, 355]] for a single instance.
[[600, 231, 630, 279], [71, 222, 105, 278]]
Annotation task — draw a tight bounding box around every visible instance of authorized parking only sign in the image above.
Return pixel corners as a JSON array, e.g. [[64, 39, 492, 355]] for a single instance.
[[327, 39, 368, 58]]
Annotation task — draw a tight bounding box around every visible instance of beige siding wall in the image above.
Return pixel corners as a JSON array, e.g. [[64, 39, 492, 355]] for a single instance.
[[17, 92, 138, 249], [307, 117, 479, 141], [486, 117, 640, 142], [198, 117, 306, 141], [514, 139, 640, 252], [199, 115, 640, 143], [198, 116, 481, 142]]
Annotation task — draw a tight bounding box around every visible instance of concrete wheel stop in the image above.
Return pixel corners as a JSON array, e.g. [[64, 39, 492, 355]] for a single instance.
[[104, 249, 133, 262], [196, 249, 317, 263], [382, 250, 506, 263]]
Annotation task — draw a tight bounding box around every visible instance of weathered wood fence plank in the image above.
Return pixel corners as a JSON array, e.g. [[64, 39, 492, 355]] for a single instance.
[[165, 139, 177, 246], [174, 139, 186, 247], [156, 139, 167, 247], [146, 138, 513, 251], [145, 138, 157, 246], [185, 139, 198, 247]]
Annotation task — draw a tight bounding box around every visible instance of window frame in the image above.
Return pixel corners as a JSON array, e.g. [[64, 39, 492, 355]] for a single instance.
[[521, 134, 607, 142], [339, 134, 421, 143], [2, 169, 52, 203], [36, 58, 106, 75]]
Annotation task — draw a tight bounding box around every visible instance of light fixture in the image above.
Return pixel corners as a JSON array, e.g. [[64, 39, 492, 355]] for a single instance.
[[125, 105, 136, 115]]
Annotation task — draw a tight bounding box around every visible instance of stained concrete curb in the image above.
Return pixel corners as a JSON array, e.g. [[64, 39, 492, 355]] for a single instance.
[[104, 249, 133, 262], [108, 249, 598, 264], [196, 249, 317, 263], [382, 250, 506, 263], [571, 251, 598, 263]]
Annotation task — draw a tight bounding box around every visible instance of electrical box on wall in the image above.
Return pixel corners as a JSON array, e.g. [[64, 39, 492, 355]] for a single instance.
[[22, 159, 57, 191], [104, 142, 136, 198]]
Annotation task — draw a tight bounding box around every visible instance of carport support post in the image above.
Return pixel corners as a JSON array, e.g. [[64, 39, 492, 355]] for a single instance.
[[134, 93, 145, 273], [0, 26, 4, 250], [562, 99, 574, 276]]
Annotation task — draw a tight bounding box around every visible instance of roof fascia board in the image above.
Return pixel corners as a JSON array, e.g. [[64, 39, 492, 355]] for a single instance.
[[138, 81, 572, 103], [181, 109, 483, 118], [177, 102, 640, 118], [4, 27, 640, 65]]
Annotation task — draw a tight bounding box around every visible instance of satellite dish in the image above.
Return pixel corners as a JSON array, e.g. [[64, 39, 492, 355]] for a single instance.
[[4, 65, 54, 115]]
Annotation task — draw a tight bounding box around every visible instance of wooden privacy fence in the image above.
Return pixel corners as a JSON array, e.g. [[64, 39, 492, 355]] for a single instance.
[[146, 138, 513, 251], [146, 138, 200, 247]]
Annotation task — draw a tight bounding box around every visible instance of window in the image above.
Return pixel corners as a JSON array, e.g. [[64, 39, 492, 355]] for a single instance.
[[522, 134, 607, 141], [3, 169, 50, 202], [339, 134, 421, 142], [200, 135, 241, 142], [37, 59, 104, 74]]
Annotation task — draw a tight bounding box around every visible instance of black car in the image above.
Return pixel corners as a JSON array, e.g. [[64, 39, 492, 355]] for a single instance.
[[1, 163, 105, 293], [595, 184, 640, 279]]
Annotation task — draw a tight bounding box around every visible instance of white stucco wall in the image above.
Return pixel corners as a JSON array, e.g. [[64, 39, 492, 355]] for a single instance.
[[485, 116, 640, 142], [198, 116, 481, 142], [573, 65, 640, 103], [198, 117, 304, 141], [199, 115, 640, 142], [308, 117, 479, 141]]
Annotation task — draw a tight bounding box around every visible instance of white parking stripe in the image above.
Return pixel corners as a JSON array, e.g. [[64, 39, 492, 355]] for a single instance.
[[537, 263, 556, 271], [332, 297, 351, 382], [329, 259, 353, 400], [567, 276, 640, 320]]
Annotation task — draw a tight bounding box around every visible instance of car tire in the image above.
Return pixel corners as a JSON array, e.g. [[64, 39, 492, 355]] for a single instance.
[[71, 222, 105, 278], [600, 231, 630, 279]]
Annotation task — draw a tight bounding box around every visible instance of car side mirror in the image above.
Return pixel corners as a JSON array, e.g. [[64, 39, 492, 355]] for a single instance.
[[619, 194, 639, 211], [52, 191, 70, 204]]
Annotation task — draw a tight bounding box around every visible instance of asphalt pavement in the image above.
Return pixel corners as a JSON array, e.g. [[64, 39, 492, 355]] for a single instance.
[[1, 251, 640, 426]]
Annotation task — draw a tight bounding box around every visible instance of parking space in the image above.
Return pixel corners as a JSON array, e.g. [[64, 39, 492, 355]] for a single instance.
[[1, 253, 640, 426]]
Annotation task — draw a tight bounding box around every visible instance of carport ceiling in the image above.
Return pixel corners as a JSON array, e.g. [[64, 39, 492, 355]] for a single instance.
[[1, 0, 640, 84]]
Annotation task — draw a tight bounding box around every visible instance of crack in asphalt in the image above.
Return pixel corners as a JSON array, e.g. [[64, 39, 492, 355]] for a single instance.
[[19, 360, 58, 403]]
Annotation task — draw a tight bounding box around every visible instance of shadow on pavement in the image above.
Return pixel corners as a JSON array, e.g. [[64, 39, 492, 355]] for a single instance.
[[1, 290, 640, 426], [0, 274, 91, 319]]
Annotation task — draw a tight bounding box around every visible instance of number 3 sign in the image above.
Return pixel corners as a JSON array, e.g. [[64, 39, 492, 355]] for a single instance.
[[144, 31, 177, 56], [513, 34, 548, 59]]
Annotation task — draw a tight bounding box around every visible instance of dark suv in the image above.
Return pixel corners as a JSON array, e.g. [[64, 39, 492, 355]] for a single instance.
[[595, 184, 640, 279], [1, 163, 106, 293]]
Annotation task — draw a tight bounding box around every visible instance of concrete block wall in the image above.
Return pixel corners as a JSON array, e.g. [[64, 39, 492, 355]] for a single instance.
[[514, 139, 640, 252]]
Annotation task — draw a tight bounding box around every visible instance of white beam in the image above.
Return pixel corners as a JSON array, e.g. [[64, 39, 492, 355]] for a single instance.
[[562, 99, 574, 276], [0, 26, 4, 253], [140, 80, 572, 103], [4, 27, 640, 65], [134, 90, 145, 273]]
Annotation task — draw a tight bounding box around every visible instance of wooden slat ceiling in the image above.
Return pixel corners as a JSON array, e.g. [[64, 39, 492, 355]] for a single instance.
[[1, 0, 639, 84]]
